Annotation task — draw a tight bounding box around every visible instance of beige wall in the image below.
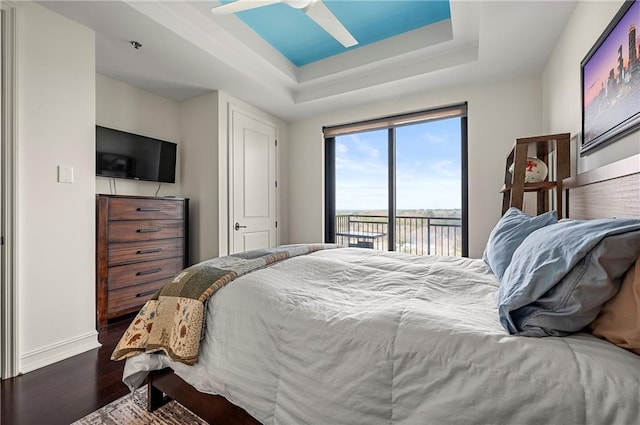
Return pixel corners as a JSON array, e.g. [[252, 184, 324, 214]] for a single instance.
[[543, 0, 640, 173], [16, 1, 99, 372], [288, 75, 543, 258], [180, 92, 220, 263], [96, 74, 182, 196]]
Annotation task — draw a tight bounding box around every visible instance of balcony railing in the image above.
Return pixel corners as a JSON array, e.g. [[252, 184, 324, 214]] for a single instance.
[[335, 214, 462, 256]]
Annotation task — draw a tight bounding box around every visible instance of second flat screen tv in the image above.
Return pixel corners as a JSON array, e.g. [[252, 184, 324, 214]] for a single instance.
[[96, 126, 177, 183]]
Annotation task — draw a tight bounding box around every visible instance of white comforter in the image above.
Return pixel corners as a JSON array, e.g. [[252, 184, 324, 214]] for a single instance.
[[124, 248, 640, 424]]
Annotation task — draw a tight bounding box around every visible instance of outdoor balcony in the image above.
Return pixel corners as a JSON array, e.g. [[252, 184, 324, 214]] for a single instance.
[[335, 214, 462, 257]]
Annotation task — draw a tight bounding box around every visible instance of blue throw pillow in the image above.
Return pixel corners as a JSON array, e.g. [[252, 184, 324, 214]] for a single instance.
[[497, 218, 640, 336], [483, 208, 557, 280]]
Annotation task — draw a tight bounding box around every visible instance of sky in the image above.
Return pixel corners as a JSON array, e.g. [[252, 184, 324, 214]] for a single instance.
[[335, 117, 461, 211]]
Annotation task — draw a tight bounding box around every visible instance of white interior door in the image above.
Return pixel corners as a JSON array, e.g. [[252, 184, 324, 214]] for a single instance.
[[230, 107, 277, 254]]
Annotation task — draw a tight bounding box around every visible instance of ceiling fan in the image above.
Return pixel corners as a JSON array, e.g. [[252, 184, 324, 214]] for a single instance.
[[211, 0, 358, 48]]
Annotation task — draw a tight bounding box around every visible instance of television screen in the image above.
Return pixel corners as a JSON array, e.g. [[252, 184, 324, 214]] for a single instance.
[[96, 126, 177, 183]]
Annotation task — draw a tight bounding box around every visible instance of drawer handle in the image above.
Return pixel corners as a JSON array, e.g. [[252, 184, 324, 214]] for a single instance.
[[137, 228, 161, 233], [137, 248, 162, 254], [136, 289, 157, 298], [136, 268, 161, 276], [137, 207, 161, 212]]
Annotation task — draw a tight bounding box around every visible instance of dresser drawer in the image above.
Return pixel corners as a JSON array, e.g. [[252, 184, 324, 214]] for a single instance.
[[108, 220, 184, 243], [107, 279, 166, 317], [96, 195, 189, 328], [108, 256, 184, 291], [108, 198, 184, 221], [108, 238, 184, 267]]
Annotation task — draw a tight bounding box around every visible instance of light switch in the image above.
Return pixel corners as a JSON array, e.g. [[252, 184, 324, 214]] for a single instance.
[[58, 165, 74, 183]]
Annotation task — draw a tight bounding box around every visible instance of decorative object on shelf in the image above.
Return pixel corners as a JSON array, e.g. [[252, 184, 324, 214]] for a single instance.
[[500, 133, 571, 217], [508, 157, 549, 183], [581, 0, 640, 155]]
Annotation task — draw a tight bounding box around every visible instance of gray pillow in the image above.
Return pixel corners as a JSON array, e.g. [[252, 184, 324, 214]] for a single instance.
[[483, 208, 557, 280], [497, 218, 640, 336]]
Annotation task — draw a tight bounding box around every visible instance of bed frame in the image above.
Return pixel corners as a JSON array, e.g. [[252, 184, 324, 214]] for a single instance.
[[563, 154, 640, 219], [147, 153, 640, 424], [147, 368, 259, 424]]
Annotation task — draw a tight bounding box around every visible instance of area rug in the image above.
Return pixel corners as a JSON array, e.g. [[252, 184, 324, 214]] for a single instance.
[[72, 385, 207, 424]]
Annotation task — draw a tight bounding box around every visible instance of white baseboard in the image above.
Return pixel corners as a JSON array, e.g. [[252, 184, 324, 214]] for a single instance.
[[19, 330, 102, 374]]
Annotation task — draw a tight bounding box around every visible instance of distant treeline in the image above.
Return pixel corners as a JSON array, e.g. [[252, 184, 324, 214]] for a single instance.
[[336, 209, 461, 218]]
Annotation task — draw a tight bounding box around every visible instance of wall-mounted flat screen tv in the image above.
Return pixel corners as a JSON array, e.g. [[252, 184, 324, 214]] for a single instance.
[[96, 126, 177, 183]]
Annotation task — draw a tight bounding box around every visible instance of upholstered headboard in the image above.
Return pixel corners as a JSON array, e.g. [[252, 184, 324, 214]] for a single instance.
[[564, 154, 640, 220]]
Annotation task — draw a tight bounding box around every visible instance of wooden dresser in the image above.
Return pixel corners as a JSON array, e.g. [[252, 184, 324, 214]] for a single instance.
[[96, 195, 189, 328]]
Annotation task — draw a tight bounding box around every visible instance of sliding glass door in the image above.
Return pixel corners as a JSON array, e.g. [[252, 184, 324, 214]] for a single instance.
[[395, 118, 462, 256], [334, 129, 389, 250], [325, 104, 467, 257]]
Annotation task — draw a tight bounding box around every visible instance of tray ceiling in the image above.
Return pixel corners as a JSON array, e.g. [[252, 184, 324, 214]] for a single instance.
[[37, 1, 577, 121]]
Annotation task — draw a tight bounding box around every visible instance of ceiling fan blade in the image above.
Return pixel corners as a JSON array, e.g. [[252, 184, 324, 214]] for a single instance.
[[211, 0, 282, 15], [304, 0, 358, 48]]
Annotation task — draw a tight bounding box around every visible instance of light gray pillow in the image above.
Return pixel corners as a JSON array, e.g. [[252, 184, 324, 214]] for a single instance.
[[483, 208, 557, 280], [497, 218, 640, 336]]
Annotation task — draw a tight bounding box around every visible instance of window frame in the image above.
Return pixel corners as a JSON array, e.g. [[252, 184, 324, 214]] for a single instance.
[[324, 103, 468, 257]]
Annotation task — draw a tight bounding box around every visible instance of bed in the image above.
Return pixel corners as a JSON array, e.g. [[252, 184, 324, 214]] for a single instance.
[[117, 153, 640, 424]]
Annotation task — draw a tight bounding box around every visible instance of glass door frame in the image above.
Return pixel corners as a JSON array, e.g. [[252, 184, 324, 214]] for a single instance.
[[324, 104, 468, 257]]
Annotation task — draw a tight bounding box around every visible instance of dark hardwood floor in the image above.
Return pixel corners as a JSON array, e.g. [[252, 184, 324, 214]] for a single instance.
[[1, 316, 134, 425]]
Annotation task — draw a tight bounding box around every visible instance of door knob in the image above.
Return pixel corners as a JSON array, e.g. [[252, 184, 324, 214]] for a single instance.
[[234, 222, 247, 231]]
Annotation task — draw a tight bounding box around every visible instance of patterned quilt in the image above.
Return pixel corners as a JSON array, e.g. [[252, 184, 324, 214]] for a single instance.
[[111, 244, 334, 364]]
